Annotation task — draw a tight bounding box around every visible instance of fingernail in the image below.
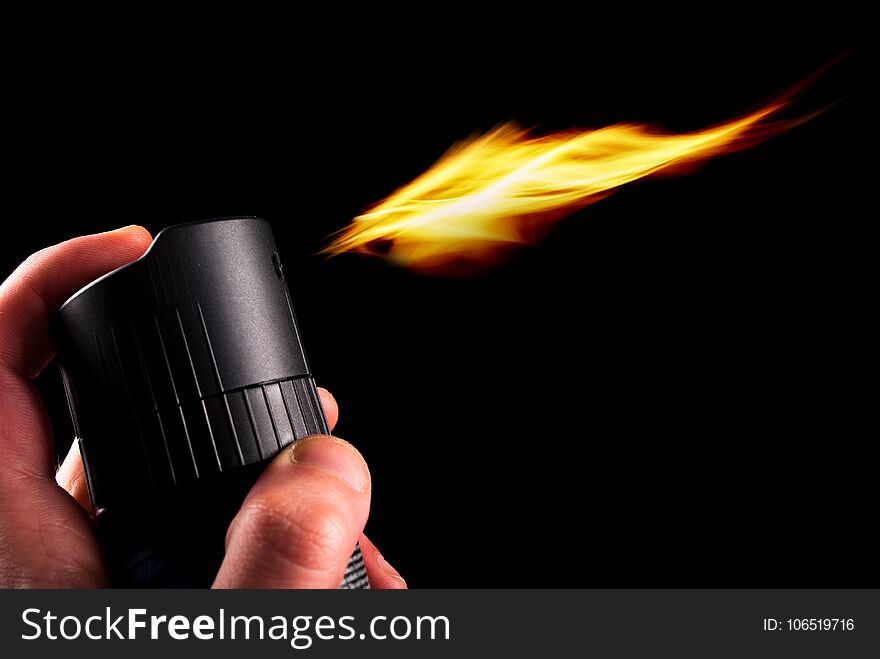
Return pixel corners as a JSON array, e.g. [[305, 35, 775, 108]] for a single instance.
[[378, 554, 407, 587], [290, 436, 370, 493], [107, 225, 146, 236]]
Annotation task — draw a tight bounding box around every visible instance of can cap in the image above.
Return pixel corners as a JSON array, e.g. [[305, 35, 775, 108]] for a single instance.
[[55, 217, 328, 508]]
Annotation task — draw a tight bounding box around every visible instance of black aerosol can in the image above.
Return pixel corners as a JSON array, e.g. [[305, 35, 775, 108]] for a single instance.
[[54, 217, 367, 588]]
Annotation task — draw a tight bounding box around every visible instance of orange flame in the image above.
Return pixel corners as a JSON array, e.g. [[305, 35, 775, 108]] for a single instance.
[[324, 95, 800, 273]]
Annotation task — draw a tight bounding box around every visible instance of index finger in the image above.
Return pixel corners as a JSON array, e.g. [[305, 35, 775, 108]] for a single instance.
[[0, 226, 152, 478]]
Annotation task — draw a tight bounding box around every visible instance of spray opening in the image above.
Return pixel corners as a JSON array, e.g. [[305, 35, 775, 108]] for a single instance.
[[272, 252, 285, 281]]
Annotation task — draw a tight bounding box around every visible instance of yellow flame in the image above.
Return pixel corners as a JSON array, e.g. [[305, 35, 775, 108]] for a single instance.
[[324, 98, 793, 273]]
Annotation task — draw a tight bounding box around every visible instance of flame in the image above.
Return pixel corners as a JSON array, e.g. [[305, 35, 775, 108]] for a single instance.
[[324, 95, 800, 273]]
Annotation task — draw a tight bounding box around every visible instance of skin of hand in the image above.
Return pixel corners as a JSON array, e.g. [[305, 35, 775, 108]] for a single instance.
[[0, 226, 406, 589]]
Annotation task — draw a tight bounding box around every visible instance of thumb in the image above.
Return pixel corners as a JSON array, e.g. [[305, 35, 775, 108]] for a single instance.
[[213, 436, 371, 588]]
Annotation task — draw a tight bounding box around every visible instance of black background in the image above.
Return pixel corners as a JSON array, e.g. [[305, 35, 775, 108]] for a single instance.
[[3, 13, 866, 586]]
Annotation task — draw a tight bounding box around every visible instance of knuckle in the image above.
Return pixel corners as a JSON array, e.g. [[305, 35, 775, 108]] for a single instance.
[[233, 496, 351, 573]]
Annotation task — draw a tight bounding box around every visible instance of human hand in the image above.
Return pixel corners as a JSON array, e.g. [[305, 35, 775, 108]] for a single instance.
[[0, 227, 405, 589]]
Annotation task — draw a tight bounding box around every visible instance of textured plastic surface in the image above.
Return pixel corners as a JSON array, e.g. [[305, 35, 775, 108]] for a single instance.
[[54, 217, 367, 588]]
